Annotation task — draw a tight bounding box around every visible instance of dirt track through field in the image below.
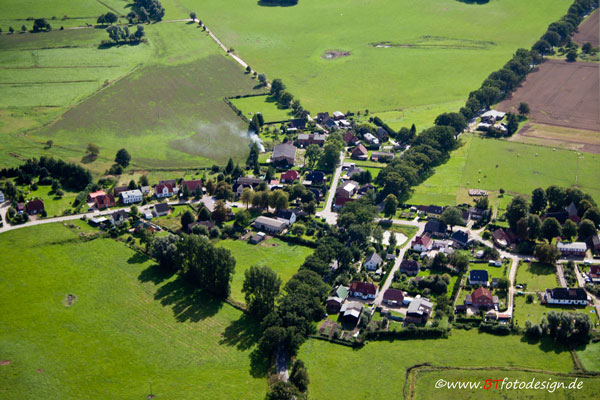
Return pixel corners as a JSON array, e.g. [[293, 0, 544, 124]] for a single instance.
[[498, 60, 599, 133], [573, 10, 599, 47]]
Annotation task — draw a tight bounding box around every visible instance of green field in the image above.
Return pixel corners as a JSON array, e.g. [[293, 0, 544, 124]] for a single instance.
[[577, 341, 600, 373], [0, 22, 263, 174], [216, 238, 313, 303], [410, 135, 600, 206], [516, 262, 559, 293], [0, 224, 267, 399], [186, 0, 570, 119], [230, 95, 294, 123], [412, 368, 600, 399], [299, 329, 576, 400]]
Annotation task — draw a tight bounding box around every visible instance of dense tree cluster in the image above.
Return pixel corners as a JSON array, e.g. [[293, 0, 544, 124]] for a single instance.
[[152, 234, 235, 298], [526, 311, 592, 346], [243, 265, 282, 320], [105, 25, 145, 44], [32, 18, 52, 32], [97, 12, 118, 25], [0, 157, 92, 191], [132, 0, 165, 22]]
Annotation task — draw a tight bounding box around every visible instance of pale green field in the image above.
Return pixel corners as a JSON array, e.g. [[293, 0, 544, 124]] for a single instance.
[[182, 0, 570, 116], [409, 135, 600, 205], [230, 95, 294, 123]]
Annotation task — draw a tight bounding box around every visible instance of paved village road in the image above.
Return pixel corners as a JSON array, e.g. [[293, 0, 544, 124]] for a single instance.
[[316, 151, 345, 225]]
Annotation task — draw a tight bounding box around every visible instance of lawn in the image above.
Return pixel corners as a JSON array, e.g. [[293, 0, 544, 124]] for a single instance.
[[468, 263, 506, 281], [516, 262, 559, 292], [410, 135, 600, 206], [412, 368, 600, 399], [577, 341, 600, 373], [513, 295, 593, 327], [24, 184, 77, 217], [298, 329, 576, 400], [230, 95, 294, 123], [187, 0, 570, 119], [216, 238, 313, 304], [0, 223, 267, 399]]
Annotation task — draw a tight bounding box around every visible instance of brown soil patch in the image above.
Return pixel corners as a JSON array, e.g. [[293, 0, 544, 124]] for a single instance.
[[498, 60, 599, 133], [511, 123, 600, 153], [36, 369, 44, 373], [322, 50, 350, 59], [63, 293, 77, 307], [0, 360, 10, 366], [573, 10, 599, 47]]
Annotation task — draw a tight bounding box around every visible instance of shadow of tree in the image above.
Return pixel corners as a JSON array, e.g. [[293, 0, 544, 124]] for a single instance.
[[128, 252, 150, 264], [249, 348, 270, 378], [153, 276, 223, 322], [220, 314, 262, 351], [138, 263, 175, 284]]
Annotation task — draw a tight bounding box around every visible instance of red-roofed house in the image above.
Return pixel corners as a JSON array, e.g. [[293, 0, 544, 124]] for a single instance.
[[350, 144, 368, 160], [343, 132, 359, 146], [383, 289, 404, 306], [87, 190, 106, 202], [281, 170, 299, 183], [181, 180, 202, 194], [25, 199, 45, 215], [411, 234, 432, 252], [94, 193, 115, 209], [349, 281, 378, 300], [465, 287, 498, 310], [155, 183, 174, 198]]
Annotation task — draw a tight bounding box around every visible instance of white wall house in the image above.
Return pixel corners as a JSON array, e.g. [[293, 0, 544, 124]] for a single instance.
[[120, 190, 143, 204]]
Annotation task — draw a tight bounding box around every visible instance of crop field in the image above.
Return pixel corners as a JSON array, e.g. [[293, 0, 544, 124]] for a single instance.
[[409, 135, 600, 206], [184, 0, 570, 121], [0, 224, 267, 399], [230, 95, 294, 123], [516, 262, 559, 293], [573, 9, 599, 47], [298, 329, 577, 400], [216, 238, 313, 304], [498, 60, 600, 134], [411, 368, 600, 399]]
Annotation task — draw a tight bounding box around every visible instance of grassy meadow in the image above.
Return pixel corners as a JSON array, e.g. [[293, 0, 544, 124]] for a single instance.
[[513, 295, 594, 328], [299, 329, 578, 400], [216, 238, 313, 304], [185, 0, 570, 119], [409, 135, 600, 206], [0, 223, 267, 399]]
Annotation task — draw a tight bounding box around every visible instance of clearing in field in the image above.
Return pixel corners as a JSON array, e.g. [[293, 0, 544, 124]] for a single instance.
[[409, 134, 600, 205], [216, 238, 313, 304], [186, 0, 570, 120], [0, 224, 267, 399], [298, 329, 580, 400], [498, 60, 599, 133]]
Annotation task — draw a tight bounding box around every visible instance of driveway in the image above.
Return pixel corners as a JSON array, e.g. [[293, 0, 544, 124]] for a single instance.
[[316, 151, 344, 225]]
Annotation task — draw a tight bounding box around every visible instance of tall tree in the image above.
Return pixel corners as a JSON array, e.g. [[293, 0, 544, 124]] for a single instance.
[[441, 207, 463, 230], [383, 194, 399, 218], [506, 195, 529, 229], [240, 188, 254, 209], [530, 187, 547, 214], [304, 144, 321, 168], [541, 217, 562, 241], [115, 148, 131, 168], [242, 265, 282, 320]]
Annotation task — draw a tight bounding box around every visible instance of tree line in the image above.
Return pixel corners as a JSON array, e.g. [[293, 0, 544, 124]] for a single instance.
[[0, 156, 92, 192]]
